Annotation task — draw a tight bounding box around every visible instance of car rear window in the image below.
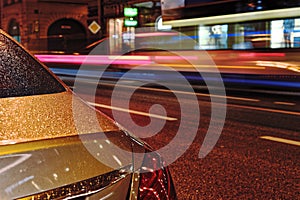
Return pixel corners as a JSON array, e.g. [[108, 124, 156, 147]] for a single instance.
[[0, 32, 66, 98]]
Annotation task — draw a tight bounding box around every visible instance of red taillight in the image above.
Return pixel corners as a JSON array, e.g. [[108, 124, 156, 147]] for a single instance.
[[138, 152, 177, 200]]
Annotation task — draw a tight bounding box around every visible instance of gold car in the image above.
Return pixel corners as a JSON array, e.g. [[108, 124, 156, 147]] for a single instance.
[[0, 30, 177, 200]]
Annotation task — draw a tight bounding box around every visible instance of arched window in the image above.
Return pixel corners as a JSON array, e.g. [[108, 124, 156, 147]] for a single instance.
[[8, 19, 20, 42], [47, 18, 87, 52]]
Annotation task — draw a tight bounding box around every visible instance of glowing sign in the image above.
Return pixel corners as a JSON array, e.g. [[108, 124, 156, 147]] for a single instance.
[[124, 8, 138, 17], [124, 8, 138, 27], [124, 18, 138, 27]]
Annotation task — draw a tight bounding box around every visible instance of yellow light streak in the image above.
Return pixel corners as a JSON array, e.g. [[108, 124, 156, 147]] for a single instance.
[[164, 7, 300, 27], [229, 104, 300, 116], [274, 102, 296, 106], [260, 136, 300, 146], [98, 82, 259, 102], [88, 102, 178, 121]]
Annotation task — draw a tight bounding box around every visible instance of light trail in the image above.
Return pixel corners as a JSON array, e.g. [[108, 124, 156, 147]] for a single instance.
[[69, 77, 260, 103], [157, 64, 266, 70], [88, 102, 178, 121], [228, 104, 300, 116], [273, 101, 296, 106], [260, 136, 300, 146], [98, 82, 260, 102]]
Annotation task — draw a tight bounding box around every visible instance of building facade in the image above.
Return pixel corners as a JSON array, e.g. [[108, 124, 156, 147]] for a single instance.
[[1, 0, 88, 52], [0, 0, 162, 52]]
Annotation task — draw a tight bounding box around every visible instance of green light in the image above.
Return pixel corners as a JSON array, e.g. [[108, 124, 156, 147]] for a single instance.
[[124, 19, 138, 27], [124, 8, 138, 17]]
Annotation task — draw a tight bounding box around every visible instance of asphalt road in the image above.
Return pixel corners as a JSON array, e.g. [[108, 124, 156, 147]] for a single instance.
[[68, 79, 300, 200]]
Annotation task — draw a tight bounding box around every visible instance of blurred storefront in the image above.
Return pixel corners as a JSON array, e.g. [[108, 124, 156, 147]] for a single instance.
[[161, 0, 300, 50], [101, 0, 161, 53], [195, 18, 300, 50]]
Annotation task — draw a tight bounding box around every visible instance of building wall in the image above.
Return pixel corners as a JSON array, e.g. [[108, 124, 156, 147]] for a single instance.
[[1, 0, 88, 52], [1, 2, 23, 38], [1, 0, 162, 52]]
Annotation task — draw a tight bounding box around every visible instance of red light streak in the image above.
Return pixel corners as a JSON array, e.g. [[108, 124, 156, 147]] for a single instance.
[[238, 53, 286, 58], [35, 54, 200, 66], [35, 55, 153, 65]]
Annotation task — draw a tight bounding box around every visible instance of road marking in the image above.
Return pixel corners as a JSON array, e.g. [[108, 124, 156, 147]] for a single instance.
[[274, 101, 296, 106], [228, 104, 300, 116], [260, 136, 300, 146], [88, 102, 178, 121]]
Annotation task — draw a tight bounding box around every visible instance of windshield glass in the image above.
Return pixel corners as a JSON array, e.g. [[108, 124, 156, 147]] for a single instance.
[[0, 32, 66, 98]]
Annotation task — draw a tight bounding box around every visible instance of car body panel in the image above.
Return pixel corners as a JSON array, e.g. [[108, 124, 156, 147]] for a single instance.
[[0, 91, 120, 143], [0, 29, 177, 200], [0, 133, 135, 199], [0, 90, 148, 199]]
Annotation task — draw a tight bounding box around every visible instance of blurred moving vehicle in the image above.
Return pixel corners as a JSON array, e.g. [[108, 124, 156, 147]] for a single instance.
[[0, 30, 177, 199], [36, 27, 300, 93]]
